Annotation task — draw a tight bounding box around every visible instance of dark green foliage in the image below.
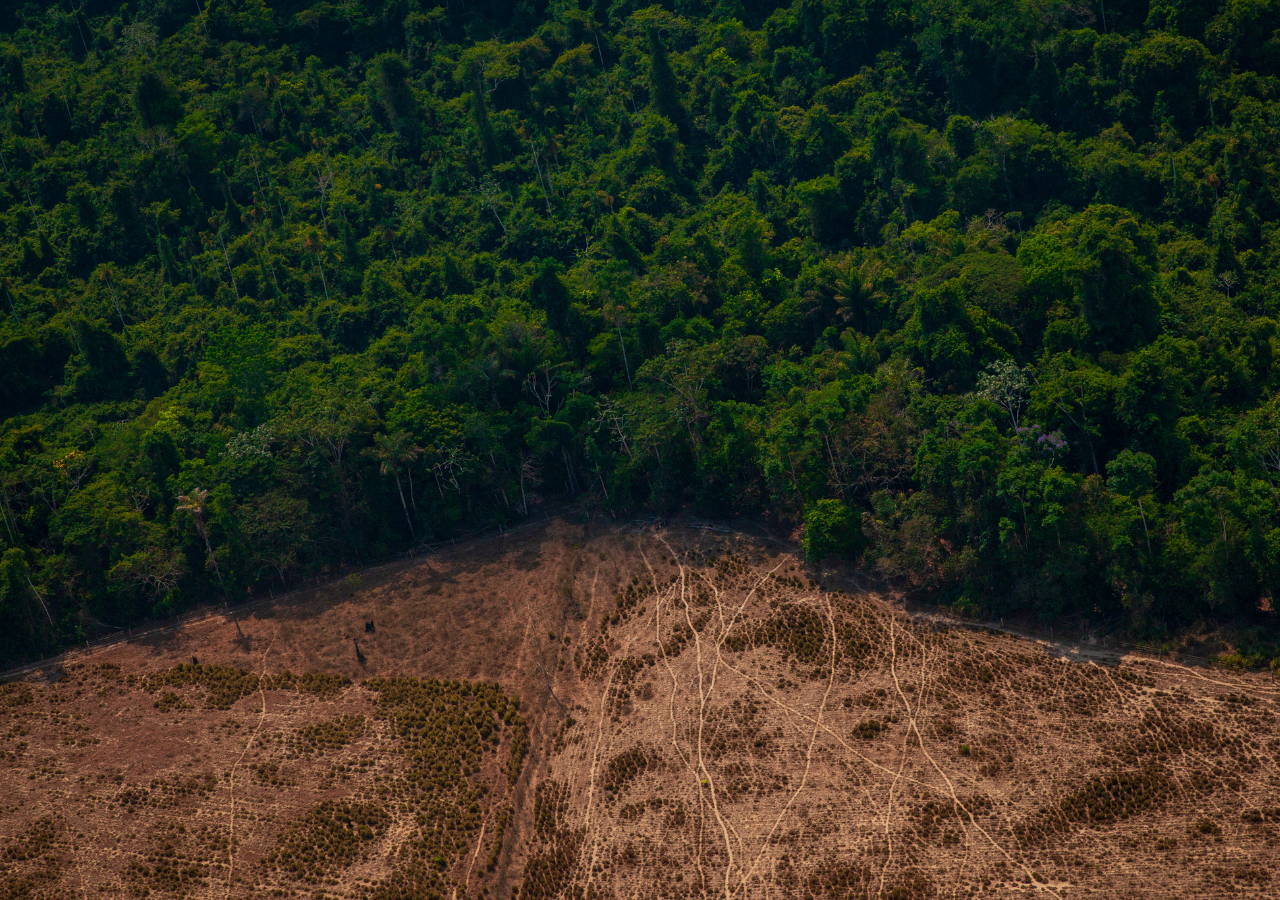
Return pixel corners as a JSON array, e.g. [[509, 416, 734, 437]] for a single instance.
[[802, 499, 864, 562], [530, 261, 573, 334], [134, 71, 183, 130], [647, 28, 684, 131], [1, 0, 1279, 664], [469, 89, 498, 164], [368, 54, 419, 146], [1, 49, 24, 93]]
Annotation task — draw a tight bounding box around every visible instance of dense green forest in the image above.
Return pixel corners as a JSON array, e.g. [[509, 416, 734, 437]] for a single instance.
[[1, 0, 1279, 662]]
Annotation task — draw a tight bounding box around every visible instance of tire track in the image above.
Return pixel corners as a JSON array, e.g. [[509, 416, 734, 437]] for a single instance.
[[224, 642, 272, 900], [731, 592, 837, 899], [885, 618, 1063, 897]]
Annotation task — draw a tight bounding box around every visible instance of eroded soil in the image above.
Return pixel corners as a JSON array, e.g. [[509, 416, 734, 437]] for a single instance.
[[2, 518, 1278, 899]]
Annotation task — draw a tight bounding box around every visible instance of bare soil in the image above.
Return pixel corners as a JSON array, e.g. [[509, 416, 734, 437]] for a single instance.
[[2, 516, 1278, 899]]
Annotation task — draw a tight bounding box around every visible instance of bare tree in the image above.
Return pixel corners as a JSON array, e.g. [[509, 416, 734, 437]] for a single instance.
[[474, 175, 509, 233], [178, 488, 244, 635], [176, 488, 226, 594], [110, 548, 185, 600], [976, 359, 1030, 430], [593, 397, 633, 461], [517, 454, 540, 515], [427, 443, 476, 499]]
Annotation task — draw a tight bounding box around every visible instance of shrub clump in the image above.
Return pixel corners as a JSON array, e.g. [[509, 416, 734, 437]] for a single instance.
[[126, 832, 209, 898], [262, 801, 390, 883], [291, 714, 366, 756], [359, 679, 525, 900], [605, 746, 662, 795], [520, 781, 582, 900], [802, 499, 865, 562], [143, 665, 352, 709], [1016, 767, 1173, 843]]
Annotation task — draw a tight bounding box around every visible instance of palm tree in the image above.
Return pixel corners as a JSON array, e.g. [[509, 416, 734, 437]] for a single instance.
[[365, 432, 422, 537]]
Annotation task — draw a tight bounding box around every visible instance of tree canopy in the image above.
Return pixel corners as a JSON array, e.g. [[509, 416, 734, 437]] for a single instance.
[[2, 0, 1280, 662]]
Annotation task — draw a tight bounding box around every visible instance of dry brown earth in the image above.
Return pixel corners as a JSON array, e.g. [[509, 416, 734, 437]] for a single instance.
[[2, 517, 1279, 899]]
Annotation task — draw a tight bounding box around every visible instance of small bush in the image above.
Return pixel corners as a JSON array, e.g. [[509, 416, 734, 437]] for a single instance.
[[852, 720, 886, 740], [291, 715, 365, 755]]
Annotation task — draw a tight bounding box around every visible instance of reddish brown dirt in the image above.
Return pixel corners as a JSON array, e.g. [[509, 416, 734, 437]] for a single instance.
[[2, 518, 1279, 900]]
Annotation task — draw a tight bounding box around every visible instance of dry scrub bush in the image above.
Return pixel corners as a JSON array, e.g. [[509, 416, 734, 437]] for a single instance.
[[803, 859, 873, 899], [483, 805, 512, 872], [113, 773, 216, 812], [356, 678, 526, 900], [518, 781, 582, 900], [604, 746, 662, 795], [153, 690, 191, 712], [127, 830, 212, 898], [143, 665, 352, 710], [1211, 864, 1271, 885], [1016, 767, 1174, 843], [0, 817, 69, 900], [852, 719, 887, 740], [1241, 807, 1280, 824], [263, 800, 390, 884], [2, 817, 61, 862], [722, 594, 881, 676], [291, 714, 366, 756], [250, 761, 292, 787]]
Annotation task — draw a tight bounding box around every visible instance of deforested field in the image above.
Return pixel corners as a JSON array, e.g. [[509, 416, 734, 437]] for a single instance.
[[1, 518, 1278, 900]]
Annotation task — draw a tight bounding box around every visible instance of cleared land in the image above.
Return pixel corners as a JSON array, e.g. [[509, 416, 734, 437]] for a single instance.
[[2, 518, 1278, 899]]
